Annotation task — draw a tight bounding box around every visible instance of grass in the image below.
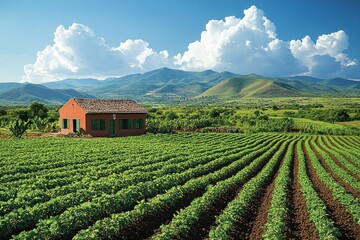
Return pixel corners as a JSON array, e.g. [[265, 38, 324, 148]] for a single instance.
[[338, 121, 360, 130]]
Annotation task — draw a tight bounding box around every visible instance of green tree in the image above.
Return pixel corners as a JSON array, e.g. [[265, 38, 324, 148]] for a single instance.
[[28, 102, 48, 119], [32, 116, 48, 131]]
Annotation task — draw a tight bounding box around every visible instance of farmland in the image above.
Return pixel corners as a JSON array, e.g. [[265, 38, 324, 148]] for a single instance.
[[0, 133, 359, 239]]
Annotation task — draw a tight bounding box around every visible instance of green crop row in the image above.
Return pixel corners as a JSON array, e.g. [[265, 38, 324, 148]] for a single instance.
[[207, 138, 296, 239], [319, 136, 360, 176], [296, 140, 341, 239], [12, 135, 285, 239], [0, 134, 262, 216], [153, 137, 293, 240], [262, 140, 297, 239], [71, 136, 287, 239], [311, 138, 360, 192], [305, 139, 360, 224], [332, 136, 360, 159]]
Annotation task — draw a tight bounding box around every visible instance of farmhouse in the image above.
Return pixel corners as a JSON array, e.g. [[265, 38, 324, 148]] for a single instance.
[[59, 98, 147, 137]]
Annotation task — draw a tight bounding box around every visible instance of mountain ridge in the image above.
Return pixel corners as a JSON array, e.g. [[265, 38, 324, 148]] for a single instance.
[[0, 68, 359, 105]]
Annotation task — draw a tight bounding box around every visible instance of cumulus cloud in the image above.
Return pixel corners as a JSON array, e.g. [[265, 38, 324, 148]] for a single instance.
[[22, 23, 171, 83], [174, 6, 306, 76], [23, 6, 359, 82], [175, 5, 358, 78], [290, 31, 358, 77]]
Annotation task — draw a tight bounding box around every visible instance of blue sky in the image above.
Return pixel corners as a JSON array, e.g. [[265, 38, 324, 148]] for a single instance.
[[0, 0, 359, 83]]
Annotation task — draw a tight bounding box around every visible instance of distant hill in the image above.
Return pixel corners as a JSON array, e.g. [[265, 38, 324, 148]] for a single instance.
[[287, 76, 360, 90], [0, 68, 359, 105], [85, 67, 238, 99], [0, 82, 23, 94], [199, 76, 300, 98], [0, 84, 95, 105], [41, 78, 102, 89], [319, 78, 360, 89]]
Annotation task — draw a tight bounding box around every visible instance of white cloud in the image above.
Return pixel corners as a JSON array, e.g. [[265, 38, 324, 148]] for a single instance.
[[289, 31, 358, 77], [22, 23, 170, 83], [23, 6, 359, 82], [175, 5, 358, 78], [174, 5, 306, 76]]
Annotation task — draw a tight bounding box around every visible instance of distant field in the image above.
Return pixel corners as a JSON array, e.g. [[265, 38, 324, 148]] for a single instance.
[[1, 133, 359, 239], [339, 121, 360, 130], [227, 97, 360, 109]]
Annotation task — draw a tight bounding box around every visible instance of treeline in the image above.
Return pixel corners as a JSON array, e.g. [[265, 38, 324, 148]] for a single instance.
[[285, 108, 360, 123], [146, 107, 294, 134], [0, 102, 59, 138]]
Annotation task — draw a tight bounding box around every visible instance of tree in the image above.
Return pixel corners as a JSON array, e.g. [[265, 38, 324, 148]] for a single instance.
[[32, 116, 48, 131], [9, 119, 29, 139], [28, 102, 48, 119], [328, 109, 350, 123]]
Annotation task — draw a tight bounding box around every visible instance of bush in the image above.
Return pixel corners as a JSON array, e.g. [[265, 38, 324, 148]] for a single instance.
[[9, 119, 29, 139]]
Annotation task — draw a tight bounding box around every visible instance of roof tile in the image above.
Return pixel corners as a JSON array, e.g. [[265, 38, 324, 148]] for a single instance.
[[73, 98, 148, 114]]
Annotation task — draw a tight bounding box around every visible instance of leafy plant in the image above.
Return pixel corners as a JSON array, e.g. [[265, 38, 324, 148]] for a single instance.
[[8, 119, 29, 138]]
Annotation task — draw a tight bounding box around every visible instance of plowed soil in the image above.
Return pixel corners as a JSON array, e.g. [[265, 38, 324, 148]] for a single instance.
[[303, 142, 360, 240], [285, 145, 318, 240]]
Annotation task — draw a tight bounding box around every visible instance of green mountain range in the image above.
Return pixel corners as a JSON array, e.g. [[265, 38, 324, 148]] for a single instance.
[[0, 84, 94, 105], [0, 68, 359, 105]]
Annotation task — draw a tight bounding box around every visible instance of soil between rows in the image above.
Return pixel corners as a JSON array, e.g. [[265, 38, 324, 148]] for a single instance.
[[284, 143, 318, 240], [184, 145, 288, 240], [317, 137, 360, 181], [325, 137, 360, 170], [302, 142, 360, 240], [228, 143, 289, 240], [311, 138, 359, 199]]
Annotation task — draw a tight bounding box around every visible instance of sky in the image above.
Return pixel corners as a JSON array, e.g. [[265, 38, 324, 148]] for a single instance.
[[0, 0, 359, 83]]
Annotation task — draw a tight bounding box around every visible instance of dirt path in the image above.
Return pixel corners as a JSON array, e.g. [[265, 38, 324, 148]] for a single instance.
[[303, 142, 360, 239], [284, 144, 318, 239]]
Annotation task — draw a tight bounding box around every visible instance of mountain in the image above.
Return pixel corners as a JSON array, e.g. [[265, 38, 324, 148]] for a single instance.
[[0, 84, 94, 105], [1, 68, 359, 105], [0, 82, 23, 94], [287, 76, 323, 83], [85, 67, 238, 99], [41, 78, 102, 89], [288, 76, 360, 90], [319, 78, 360, 89], [199, 75, 301, 98]]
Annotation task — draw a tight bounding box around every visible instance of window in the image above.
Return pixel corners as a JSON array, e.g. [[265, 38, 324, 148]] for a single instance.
[[133, 118, 144, 129], [91, 119, 105, 130], [119, 119, 131, 129], [62, 119, 69, 129]]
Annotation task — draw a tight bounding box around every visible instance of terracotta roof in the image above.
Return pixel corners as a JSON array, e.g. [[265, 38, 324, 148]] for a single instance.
[[73, 98, 148, 114]]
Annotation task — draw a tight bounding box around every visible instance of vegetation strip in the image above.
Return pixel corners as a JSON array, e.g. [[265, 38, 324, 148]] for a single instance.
[[303, 140, 360, 239], [262, 140, 297, 239], [11, 135, 285, 239], [321, 136, 360, 171], [207, 138, 296, 239], [311, 137, 360, 195], [0, 134, 262, 216], [152, 137, 293, 239], [72, 137, 281, 239], [295, 140, 339, 239], [318, 136, 360, 179]]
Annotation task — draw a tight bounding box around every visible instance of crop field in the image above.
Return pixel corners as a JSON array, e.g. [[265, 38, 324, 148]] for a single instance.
[[0, 133, 359, 239]]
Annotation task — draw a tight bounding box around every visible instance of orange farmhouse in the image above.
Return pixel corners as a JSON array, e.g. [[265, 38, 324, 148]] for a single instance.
[[59, 98, 147, 137]]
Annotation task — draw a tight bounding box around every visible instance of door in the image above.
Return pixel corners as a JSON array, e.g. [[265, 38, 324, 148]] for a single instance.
[[109, 120, 115, 137], [73, 119, 80, 133]]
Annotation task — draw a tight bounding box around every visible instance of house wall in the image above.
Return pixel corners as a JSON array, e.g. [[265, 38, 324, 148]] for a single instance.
[[86, 113, 147, 137], [58, 98, 87, 134], [59, 99, 147, 137]]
